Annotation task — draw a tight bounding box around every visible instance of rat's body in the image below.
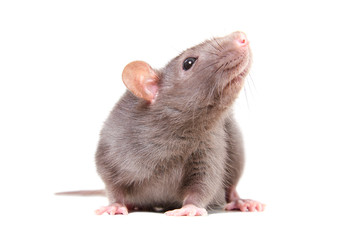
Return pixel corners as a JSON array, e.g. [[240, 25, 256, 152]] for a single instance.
[[96, 92, 242, 211], [76, 32, 263, 215]]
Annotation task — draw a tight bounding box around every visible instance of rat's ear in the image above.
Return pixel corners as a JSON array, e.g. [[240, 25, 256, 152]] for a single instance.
[[122, 61, 160, 103]]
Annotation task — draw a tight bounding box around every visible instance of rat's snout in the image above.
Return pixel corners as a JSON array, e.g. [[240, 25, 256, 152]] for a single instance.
[[232, 31, 248, 47]]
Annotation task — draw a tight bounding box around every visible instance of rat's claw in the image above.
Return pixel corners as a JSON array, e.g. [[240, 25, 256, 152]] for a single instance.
[[95, 203, 128, 215], [165, 204, 207, 216], [225, 199, 265, 212]]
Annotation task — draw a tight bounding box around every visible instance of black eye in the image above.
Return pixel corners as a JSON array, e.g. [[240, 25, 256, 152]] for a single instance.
[[183, 57, 197, 71]]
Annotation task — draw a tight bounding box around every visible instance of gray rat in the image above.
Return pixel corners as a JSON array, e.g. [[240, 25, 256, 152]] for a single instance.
[[59, 31, 264, 216]]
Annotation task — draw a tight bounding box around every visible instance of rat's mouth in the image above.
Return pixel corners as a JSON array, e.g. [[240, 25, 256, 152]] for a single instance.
[[224, 61, 250, 91], [221, 73, 245, 94], [219, 48, 251, 93], [230, 71, 247, 85]]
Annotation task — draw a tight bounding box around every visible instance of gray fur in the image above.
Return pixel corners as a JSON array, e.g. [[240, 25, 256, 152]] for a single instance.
[[96, 32, 252, 211]]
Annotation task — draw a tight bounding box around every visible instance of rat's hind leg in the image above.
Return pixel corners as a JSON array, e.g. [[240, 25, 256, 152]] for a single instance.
[[223, 116, 265, 212], [94, 184, 129, 215], [95, 203, 129, 215], [225, 186, 265, 212]]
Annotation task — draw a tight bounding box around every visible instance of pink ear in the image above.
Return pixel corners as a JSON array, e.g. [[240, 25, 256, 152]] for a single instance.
[[122, 61, 159, 103]]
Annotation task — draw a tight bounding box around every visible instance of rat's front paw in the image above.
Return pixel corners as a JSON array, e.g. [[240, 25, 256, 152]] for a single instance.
[[95, 203, 129, 215], [225, 199, 265, 212], [165, 204, 207, 216]]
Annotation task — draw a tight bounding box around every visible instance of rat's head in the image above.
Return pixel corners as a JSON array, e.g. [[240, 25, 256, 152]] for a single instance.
[[122, 31, 252, 112]]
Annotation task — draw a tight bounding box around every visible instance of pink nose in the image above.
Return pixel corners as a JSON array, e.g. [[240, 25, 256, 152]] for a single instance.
[[234, 31, 248, 47]]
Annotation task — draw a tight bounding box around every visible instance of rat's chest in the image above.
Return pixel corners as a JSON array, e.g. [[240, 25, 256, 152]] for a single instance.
[[131, 139, 226, 197], [123, 155, 186, 205]]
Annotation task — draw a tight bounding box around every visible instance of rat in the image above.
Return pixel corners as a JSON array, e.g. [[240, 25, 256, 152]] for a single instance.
[[57, 31, 265, 216]]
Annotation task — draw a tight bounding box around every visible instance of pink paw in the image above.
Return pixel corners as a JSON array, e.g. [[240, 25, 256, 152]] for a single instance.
[[165, 204, 207, 216], [225, 199, 265, 212], [95, 203, 128, 215]]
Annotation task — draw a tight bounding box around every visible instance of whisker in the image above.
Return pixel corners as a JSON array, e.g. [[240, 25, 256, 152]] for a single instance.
[[245, 75, 254, 99], [214, 63, 225, 75], [219, 69, 225, 100], [204, 51, 220, 57], [195, 61, 219, 74], [214, 38, 224, 51], [224, 61, 229, 69], [243, 87, 250, 110], [208, 40, 222, 52], [249, 71, 257, 92], [209, 80, 218, 102], [208, 63, 226, 100]]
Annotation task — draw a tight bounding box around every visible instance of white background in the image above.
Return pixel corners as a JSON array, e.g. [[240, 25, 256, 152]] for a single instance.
[[1, 0, 361, 239]]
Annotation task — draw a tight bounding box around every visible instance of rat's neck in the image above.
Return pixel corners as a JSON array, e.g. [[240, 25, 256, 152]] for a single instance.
[[154, 103, 231, 138], [120, 91, 232, 138]]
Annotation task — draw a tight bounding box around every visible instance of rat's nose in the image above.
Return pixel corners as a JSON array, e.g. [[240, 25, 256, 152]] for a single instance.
[[233, 31, 248, 47]]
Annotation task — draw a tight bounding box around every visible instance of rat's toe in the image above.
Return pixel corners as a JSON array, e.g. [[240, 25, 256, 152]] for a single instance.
[[165, 204, 207, 216], [95, 203, 128, 215], [225, 199, 265, 212]]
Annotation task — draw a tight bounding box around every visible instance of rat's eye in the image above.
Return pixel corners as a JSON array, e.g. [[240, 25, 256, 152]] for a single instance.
[[183, 57, 197, 71]]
